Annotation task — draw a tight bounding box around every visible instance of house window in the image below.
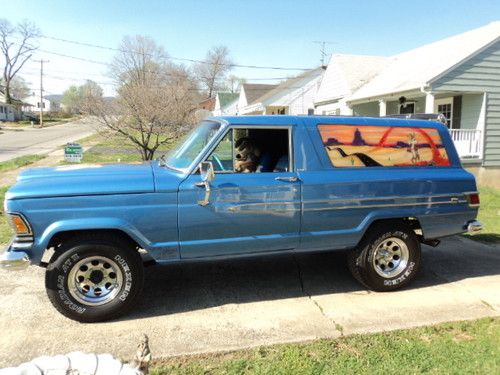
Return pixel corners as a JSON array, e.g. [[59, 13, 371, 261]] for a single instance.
[[0, 106, 4, 113], [399, 102, 415, 115], [434, 98, 453, 128]]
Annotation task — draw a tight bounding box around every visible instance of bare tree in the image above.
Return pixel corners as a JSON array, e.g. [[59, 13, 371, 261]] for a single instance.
[[226, 74, 246, 94], [194, 45, 233, 98], [0, 19, 40, 104], [0, 76, 30, 99], [86, 36, 200, 161]]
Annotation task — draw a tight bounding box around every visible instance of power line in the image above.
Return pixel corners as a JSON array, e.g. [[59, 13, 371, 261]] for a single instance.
[[40, 34, 311, 71]]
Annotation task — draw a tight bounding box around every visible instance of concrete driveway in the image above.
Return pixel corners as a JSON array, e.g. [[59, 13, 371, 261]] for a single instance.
[[0, 118, 98, 162], [0, 236, 498, 367]]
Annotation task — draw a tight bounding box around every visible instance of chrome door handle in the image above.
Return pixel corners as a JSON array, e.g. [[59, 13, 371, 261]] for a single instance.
[[195, 182, 206, 187], [275, 176, 299, 183]]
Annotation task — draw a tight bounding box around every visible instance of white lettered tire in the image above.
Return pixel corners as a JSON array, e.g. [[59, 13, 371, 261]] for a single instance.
[[45, 234, 144, 322], [347, 222, 421, 291]]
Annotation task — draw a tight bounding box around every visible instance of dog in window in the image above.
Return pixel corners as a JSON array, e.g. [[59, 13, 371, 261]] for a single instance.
[[235, 137, 260, 173]]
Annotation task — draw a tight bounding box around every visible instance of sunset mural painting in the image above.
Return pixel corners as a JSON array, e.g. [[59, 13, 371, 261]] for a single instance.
[[318, 124, 451, 168]]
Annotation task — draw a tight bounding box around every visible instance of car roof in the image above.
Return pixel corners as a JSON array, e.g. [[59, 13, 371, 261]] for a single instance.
[[209, 115, 448, 131]]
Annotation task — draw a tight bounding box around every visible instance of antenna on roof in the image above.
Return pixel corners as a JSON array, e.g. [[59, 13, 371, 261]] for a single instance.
[[313, 41, 337, 69]]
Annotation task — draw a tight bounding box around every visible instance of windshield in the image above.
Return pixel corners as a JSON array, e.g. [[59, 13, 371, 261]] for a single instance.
[[163, 120, 222, 170]]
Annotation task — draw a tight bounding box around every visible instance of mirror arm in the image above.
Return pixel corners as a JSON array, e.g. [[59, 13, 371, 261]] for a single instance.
[[197, 181, 211, 206]]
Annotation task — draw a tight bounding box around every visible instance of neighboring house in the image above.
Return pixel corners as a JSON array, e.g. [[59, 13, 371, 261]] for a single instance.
[[236, 83, 278, 115], [315, 21, 500, 182], [22, 92, 52, 113], [0, 87, 25, 121], [213, 92, 239, 116], [314, 54, 388, 115], [45, 94, 63, 111], [198, 97, 216, 112], [240, 68, 324, 115]]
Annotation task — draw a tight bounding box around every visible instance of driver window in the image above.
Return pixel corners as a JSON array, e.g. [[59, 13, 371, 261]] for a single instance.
[[207, 129, 234, 172], [206, 127, 291, 173]]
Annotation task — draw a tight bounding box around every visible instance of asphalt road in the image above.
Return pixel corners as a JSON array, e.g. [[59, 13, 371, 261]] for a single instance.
[[0, 235, 498, 367], [0, 119, 98, 163]]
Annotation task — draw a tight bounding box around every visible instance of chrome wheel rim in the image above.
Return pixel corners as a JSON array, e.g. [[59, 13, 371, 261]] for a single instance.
[[372, 237, 409, 278], [68, 256, 123, 306]]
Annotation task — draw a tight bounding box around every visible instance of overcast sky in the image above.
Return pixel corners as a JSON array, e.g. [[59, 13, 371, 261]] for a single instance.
[[1, 0, 499, 96]]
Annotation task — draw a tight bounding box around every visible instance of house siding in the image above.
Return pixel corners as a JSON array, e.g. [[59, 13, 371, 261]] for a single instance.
[[432, 39, 500, 166], [352, 102, 378, 116], [460, 94, 484, 129]]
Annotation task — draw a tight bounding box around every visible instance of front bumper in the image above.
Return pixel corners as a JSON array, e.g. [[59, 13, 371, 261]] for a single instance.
[[0, 237, 33, 271]]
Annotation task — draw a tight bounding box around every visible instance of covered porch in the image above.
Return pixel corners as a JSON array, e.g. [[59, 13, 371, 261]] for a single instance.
[[348, 90, 486, 160]]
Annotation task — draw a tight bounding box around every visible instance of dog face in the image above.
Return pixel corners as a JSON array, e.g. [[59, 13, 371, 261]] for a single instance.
[[235, 137, 255, 159]]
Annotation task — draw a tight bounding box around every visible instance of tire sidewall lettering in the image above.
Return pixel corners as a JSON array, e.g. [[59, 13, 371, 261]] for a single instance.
[[114, 254, 133, 302]]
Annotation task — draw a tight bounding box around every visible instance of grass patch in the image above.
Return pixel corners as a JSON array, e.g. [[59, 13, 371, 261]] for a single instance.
[[152, 317, 500, 375], [61, 131, 174, 164], [0, 154, 46, 173], [464, 186, 500, 244], [0, 186, 12, 245]]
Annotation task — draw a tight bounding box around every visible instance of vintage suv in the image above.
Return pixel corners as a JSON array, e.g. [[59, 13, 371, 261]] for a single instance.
[[1, 115, 482, 322]]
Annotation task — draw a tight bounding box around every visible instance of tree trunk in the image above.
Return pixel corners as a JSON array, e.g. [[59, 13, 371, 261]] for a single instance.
[[4, 83, 12, 104]]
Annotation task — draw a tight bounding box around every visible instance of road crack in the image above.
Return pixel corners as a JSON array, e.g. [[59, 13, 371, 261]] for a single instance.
[[292, 253, 344, 336]]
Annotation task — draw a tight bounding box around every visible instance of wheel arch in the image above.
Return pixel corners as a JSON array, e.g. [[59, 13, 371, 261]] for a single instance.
[[358, 216, 424, 247], [40, 226, 152, 267]]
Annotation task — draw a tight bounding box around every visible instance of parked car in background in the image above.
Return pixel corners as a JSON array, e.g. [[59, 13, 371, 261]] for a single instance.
[[1, 115, 482, 322]]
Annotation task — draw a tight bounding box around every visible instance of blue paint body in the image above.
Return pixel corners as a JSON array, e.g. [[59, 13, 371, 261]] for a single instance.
[[3, 116, 479, 265]]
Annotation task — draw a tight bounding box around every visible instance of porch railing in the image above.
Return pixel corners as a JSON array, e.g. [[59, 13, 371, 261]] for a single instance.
[[449, 129, 483, 159]]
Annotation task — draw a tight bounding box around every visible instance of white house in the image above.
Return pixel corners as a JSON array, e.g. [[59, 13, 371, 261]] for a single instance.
[[213, 92, 239, 116], [314, 54, 388, 115], [236, 83, 278, 115], [22, 92, 53, 113], [314, 21, 500, 184], [240, 68, 324, 115], [0, 87, 24, 121]]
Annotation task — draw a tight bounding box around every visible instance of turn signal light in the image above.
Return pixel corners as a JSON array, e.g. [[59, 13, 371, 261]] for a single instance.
[[8, 214, 32, 235], [466, 193, 480, 207]]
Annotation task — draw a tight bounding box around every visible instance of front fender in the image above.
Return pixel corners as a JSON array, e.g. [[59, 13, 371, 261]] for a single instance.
[[32, 218, 152, 264]]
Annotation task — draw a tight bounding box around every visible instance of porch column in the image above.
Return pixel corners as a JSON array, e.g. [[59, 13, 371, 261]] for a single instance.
[[378, 99, 387, 117], [425, 92, 435, 114]]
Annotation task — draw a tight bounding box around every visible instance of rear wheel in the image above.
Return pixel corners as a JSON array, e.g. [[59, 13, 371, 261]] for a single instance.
[[347, 222, 421, 291], [45, 234, 143, 322]]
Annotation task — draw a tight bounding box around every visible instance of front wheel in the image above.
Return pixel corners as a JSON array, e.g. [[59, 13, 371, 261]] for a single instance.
[[45, 235, 144, 322], [347, 222, 421, 291]]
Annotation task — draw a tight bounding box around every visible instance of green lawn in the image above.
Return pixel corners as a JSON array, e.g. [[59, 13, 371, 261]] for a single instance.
[[152, 317, 499, 375], [464, 186, 500, 243], [61, 131, 174, 164], [0, 186, 12, 244], [0, 154, 46, 173]]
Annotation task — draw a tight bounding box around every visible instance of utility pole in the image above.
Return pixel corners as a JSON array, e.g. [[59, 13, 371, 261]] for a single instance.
[[313, 41, 336, 69], [34, 59, 49, 128]]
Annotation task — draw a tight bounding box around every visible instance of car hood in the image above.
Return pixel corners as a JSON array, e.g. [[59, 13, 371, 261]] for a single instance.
[[7, 163, 158, 200]]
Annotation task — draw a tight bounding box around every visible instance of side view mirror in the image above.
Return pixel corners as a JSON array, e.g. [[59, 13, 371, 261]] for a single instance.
[[197, 161, 215, 206], [200, 161, 215, 183]]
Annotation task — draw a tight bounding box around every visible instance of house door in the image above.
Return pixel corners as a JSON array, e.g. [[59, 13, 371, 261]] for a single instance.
[[434, 98, 453, 128]]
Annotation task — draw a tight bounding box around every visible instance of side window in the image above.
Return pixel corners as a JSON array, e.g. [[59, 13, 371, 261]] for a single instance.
[[206, 128, 291, 173], [207, 129, 233, 172], [318, 124, 450, 167]]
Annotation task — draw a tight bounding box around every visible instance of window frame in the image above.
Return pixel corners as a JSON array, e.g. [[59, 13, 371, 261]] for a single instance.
[[434, 97, 454, 128], [200, 125, 294, 174]]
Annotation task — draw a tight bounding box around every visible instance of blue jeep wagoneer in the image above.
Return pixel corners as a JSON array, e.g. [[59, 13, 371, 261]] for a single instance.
[[1, 115, 482, 322]]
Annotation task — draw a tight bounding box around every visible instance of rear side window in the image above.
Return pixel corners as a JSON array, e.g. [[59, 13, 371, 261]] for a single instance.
[[318, 124, 450, 167]]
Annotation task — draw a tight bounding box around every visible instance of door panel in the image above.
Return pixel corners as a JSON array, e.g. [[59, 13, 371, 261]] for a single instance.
[[178, 172, 301, 259]]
